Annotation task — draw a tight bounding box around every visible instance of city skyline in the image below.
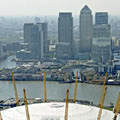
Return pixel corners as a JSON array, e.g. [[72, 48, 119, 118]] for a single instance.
[[0, 0, 120, 16]]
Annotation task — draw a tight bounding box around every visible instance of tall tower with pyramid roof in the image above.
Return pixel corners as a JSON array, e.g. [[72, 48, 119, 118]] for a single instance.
[[79, 5, 93, 59]]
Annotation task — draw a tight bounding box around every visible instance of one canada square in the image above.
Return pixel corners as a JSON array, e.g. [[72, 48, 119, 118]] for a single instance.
[[79, 5, 92, 59]]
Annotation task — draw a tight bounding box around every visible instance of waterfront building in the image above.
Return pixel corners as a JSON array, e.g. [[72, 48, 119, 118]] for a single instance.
[[92, 12, 111, 64], [0, 41, 3, 59], [95, 12, 108, 25], [79, 5, 93, 60], [57, 12, 73, 59], [6, 42, 21, 52], [16, 50, 31, 60]]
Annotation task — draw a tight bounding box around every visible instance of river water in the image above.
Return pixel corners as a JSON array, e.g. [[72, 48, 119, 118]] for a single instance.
[[0, 56, 120, 106], [0, 81, 120, 106]]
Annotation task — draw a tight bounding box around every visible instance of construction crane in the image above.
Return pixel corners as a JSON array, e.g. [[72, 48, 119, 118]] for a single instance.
[[43, 72, 47, 102], [113, 92, 120, 120], [73, 71, 78, 103], [65, 89, 69, 120], [97, 72, 108, 120], [23, 88, 30, 120], [12, 72, 19, 106]]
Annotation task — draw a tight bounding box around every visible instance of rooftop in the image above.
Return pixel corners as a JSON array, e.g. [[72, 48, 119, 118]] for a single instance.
[[1, 102, 118, 120]]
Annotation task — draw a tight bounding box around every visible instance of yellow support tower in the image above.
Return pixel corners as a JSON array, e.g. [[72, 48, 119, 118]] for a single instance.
[[97, 73, 108, 120], [12, 72, 19, 106], [98, 72, 108, 107], [97, 86, 107, 120], [103, 72, 108, 86], [23, 88, 30, 120], [65, 89, 69, 120], [113, 92, 120, 120], [0, 112, 2, 120], [43, 72, 47, 102], [73, 71, 78, 103]]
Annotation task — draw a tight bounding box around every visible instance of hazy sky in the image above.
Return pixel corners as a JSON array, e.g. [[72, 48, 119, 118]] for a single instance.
[[0, 0, 120, 16]]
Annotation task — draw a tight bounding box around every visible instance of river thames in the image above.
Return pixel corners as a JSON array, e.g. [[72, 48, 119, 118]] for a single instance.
[[0, 81, 120, 106], [0, 56, 120, 106]]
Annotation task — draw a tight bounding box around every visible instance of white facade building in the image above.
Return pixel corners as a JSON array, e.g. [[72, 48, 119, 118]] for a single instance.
[[1, 102, 118, 120]]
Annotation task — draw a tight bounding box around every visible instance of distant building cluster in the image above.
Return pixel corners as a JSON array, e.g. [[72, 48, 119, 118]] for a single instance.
[[56, 5, 111, 64], [17, 22, 49, 60], [16, 5, 112, 64]]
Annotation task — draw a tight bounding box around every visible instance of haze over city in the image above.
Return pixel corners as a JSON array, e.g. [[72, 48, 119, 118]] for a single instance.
[[0, 0, 120, 16], [1, 0, 120, 119]]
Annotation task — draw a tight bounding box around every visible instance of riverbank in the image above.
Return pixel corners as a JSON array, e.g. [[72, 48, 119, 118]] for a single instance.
[[0, 97, 113, 111]]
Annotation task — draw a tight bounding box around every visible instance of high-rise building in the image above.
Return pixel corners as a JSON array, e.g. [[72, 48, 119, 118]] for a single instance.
[[92, 12, 111, 64], [58, 12, 73, 43], [57, 12, 73, 59], [38, 23, 49, 55], [31, 24, 43, 59], [23, 23, 48, 60], [79, 5, 93, 59], [95, 12, 108, 25], [24, 23, 33, 43]]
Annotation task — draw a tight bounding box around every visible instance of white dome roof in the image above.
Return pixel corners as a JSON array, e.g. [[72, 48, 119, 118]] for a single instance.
[[1, 102, 119, 120]]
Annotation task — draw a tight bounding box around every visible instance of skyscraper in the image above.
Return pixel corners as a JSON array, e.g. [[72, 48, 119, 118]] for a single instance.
[[31, 24, 43, 59], [23, 23, 48, 60], [58, 12, 73, 43], [92, 12, 111, 63], [79, 5, 93, 59], [57, 12, 73, 60], [38, 23, 49, 55], [95, 12, 108, 25], [24, 23, 33, 43]]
